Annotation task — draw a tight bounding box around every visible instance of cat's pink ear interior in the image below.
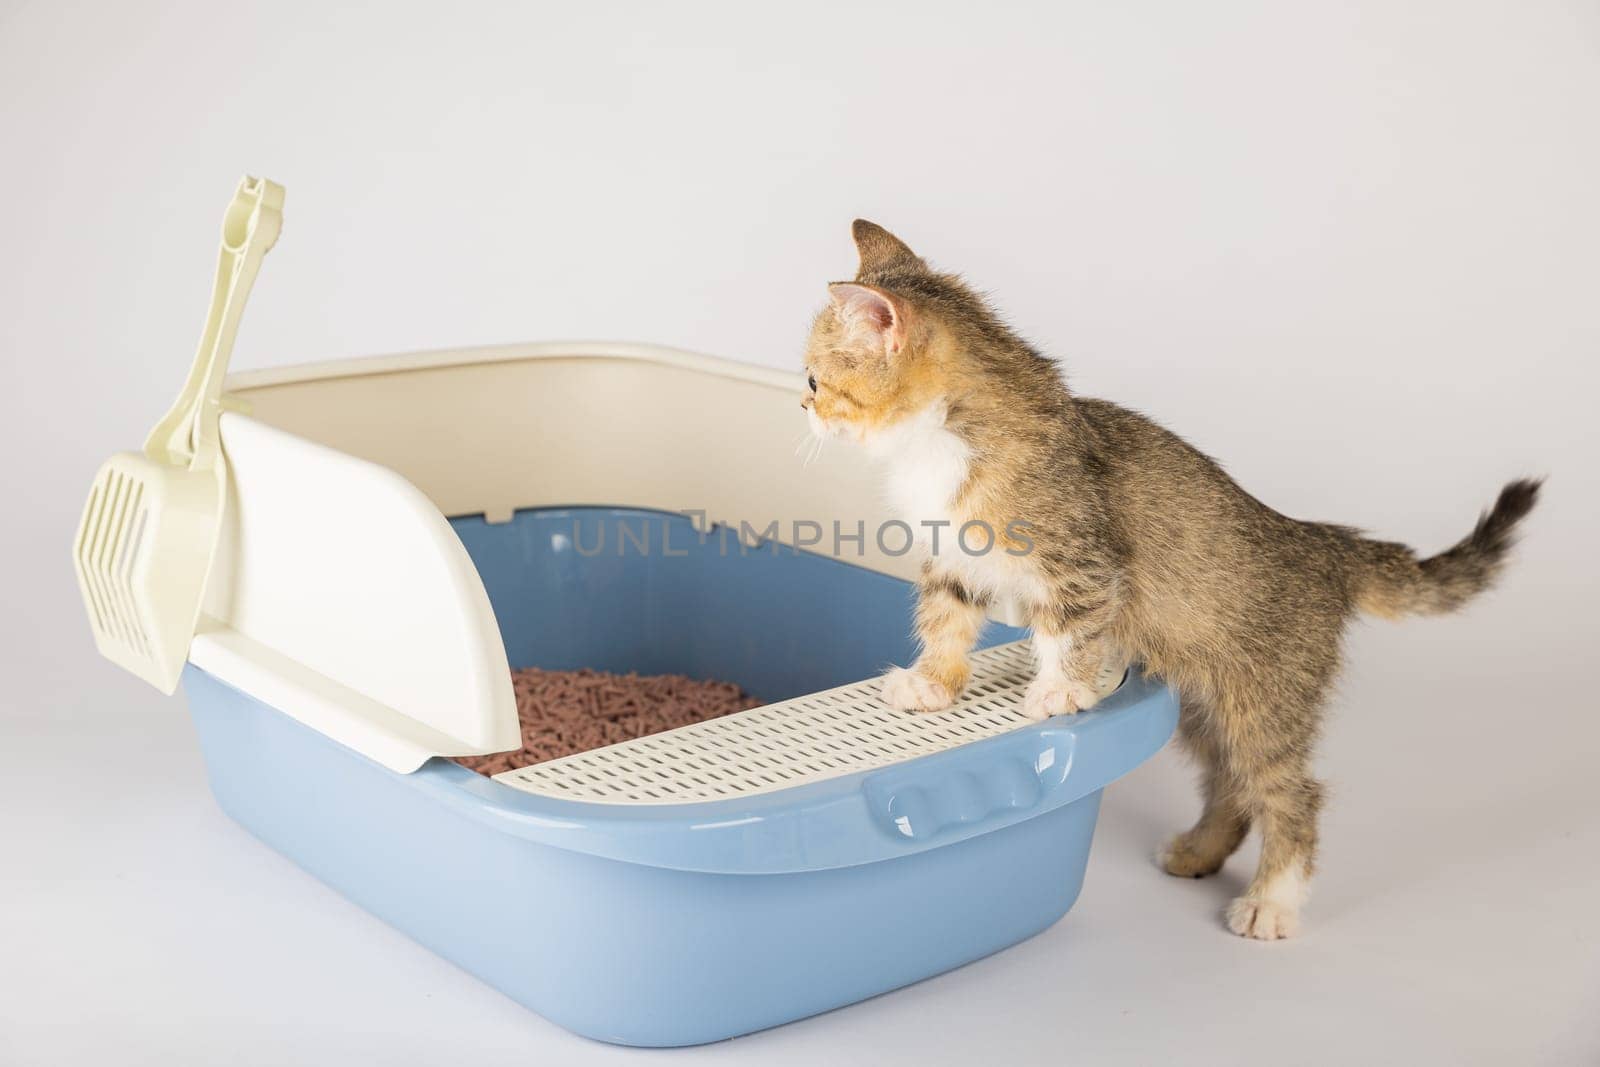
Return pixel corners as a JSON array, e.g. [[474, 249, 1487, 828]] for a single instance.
[[829, 283, 908, 355]]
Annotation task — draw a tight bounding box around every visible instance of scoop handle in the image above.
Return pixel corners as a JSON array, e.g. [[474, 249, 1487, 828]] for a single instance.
[[144, 176, 284, 470]]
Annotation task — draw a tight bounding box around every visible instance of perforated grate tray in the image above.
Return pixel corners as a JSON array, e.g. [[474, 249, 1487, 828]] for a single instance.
[[493, 640, 1120, 805]]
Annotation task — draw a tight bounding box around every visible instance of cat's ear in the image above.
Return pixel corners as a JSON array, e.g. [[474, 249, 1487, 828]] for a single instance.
[[851, 219, 922, 274], [829, 282, 909, 356]]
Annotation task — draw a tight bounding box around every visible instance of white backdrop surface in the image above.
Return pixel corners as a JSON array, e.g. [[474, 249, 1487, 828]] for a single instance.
[[2, 2, 1596, 1064]]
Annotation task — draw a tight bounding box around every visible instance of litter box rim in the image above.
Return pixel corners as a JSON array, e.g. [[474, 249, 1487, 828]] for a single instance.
[[190, 660, 1177, 876]]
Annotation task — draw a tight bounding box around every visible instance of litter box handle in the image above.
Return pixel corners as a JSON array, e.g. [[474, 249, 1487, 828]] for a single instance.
[[856, 684, 1178, 854], [144, 176, 285, 472]]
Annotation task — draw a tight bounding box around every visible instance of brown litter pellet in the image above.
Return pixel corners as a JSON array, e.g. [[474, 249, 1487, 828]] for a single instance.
[[452, 667, 762, 776]]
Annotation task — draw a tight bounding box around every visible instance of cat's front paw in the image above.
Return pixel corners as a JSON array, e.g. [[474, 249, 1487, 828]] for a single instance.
[[1226, 896, 1300, 941], [1022, 679, 1085, 720], [880, 668, 954, 713]]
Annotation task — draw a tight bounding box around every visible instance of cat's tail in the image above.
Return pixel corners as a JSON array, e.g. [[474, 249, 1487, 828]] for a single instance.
[[1350, 478, 1542, 619]]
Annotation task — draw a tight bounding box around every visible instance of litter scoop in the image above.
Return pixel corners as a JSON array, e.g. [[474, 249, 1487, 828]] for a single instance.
[[72, 176, 285, 693]]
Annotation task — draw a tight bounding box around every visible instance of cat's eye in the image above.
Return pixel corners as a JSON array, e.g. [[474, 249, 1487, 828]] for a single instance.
[[807, 374, 818, 392]]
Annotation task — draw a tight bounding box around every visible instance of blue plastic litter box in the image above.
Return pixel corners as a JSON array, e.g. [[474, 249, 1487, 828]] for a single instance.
[[183, 505, 1176, 1046]]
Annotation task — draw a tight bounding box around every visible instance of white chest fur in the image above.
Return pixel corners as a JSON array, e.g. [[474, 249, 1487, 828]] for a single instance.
[[865, 403, 971, 538], [864, 403, 1045, 619]]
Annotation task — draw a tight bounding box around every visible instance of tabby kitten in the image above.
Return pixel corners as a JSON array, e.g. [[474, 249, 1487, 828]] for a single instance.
[[801, 220, 1539, 940]]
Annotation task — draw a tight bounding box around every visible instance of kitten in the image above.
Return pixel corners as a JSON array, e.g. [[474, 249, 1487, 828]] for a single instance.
[[801, 220, 1540, 940]]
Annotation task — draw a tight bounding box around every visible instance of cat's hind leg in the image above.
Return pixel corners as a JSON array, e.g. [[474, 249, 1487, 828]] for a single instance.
[[1226, 758, 1324, 940], [1198, 651, 1333, 939], [1160, 713, 1252, 878]]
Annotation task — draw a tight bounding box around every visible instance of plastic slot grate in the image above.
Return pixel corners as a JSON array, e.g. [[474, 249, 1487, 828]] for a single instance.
[[76, 468, 153, 657], [494, 640, 1056, 804]]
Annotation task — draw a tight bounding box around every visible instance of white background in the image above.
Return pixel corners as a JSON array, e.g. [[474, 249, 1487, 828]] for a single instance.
[[3, 2, 1596, 1064]]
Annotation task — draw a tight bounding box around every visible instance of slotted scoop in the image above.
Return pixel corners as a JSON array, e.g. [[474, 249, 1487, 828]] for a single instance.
[[73, 176, 284, 693]]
